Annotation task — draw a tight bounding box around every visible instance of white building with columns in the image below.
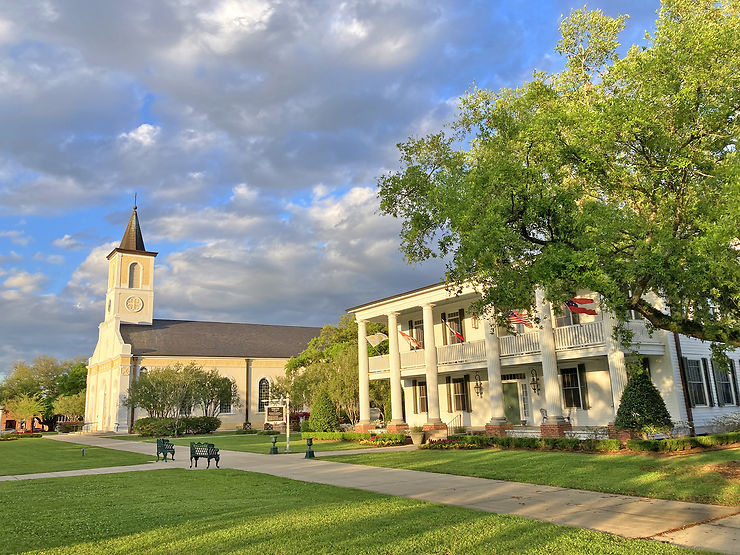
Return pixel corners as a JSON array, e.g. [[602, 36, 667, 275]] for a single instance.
[[348, 283, 740, 437]]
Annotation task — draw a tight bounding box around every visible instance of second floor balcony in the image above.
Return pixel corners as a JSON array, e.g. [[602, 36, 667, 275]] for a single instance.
[[368, 320, 664, 374]]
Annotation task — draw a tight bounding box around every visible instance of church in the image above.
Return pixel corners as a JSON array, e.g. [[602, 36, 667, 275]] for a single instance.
[[84, 206, 321, 433]]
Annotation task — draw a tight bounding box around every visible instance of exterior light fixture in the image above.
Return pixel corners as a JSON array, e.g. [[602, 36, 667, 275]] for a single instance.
[[529, 369, 541, 395], [474, 372, 484, 398]]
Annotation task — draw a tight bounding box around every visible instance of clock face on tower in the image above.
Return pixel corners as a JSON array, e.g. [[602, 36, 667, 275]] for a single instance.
[[125, 296, 144, 313]]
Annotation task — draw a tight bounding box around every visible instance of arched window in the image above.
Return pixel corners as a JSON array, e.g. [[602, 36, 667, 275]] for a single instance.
[[128, 262, 140, 288], [258, 378, 270, 412]]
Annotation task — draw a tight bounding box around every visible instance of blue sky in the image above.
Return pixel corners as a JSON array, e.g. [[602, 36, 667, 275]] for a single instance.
[[0, 0, 661, 374]]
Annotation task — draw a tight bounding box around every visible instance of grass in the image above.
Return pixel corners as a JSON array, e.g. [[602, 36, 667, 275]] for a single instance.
[[324, 447, 740, 506], [107, 431, 373, 454], [0, 438, 154, 476], [0, 469, 698, 554]]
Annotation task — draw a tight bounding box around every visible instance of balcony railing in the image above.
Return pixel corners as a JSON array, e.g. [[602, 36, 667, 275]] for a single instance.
[[401, 349, 425, 368], [554, 321, 604, 350], [500, 332, 540, 356], [438, 340, 486, 365]]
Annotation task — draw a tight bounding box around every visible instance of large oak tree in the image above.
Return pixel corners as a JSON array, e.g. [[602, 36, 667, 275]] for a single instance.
[[378, 0, 739, 347]]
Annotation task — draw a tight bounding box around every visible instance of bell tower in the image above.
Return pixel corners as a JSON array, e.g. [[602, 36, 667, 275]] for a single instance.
[[104, 203, 157, 325]]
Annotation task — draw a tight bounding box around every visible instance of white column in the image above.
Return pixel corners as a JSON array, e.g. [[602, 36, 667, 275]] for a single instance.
[[604, 311, 629, 416], [422, 303, 442, 424], [387, 312, 406, 426], [357, 319, 371, 427], [536, 288, 565, 422], [484, 319, 507, 423]]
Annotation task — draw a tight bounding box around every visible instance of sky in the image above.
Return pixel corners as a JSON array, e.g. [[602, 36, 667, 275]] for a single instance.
[[0, 0, 662, 374]]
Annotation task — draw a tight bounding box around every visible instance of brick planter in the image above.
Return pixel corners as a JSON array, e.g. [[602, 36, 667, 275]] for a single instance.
[[485, 423, 513, 437], [386, 423, 409, 433], [354, 423, 376, 433], [423, 422, 448, 441], [607, 424, 642, 444], [540, 422, 572, 438]]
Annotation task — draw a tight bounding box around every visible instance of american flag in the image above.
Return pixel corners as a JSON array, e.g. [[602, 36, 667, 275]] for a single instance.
[[508, 311, 534, 328], [399, 329, 422, 349], [566, 298, 597, 315], [444, 321, 465, 342]]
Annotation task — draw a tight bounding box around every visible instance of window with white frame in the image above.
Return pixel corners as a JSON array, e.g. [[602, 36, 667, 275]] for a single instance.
[[258, 378, 269, 412], [413, 320, 424, 348], [560, 368, 582, 408], [220, 400, 232, 414], [413, 381, 428, 413], [452, 377, 469, 411], [446, 311, 464, 344], [714, 363, 735, 405], [555, 305, 579, 327], [685, 359, 707, 406]]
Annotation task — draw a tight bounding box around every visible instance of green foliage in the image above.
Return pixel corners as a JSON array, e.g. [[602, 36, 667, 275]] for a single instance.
[[132, 416, 222, 437], [3, 394, 45, 431], [614, 372, 673, 432], [125, 363, 239, 435], [626, 431, 740, 452], [308, 390, 340, 432], [0, 356, 88, 425], [53, 391, 86, 422], [419, 435, 622, 452], [276, 315, 388, 425], [300, 419, 312, 432], [301, 431, 407, 443], [57, 421, 84, 433], [377, 0, 740, 347]]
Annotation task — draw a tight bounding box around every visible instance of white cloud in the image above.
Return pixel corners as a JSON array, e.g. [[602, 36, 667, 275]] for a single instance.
[[118, 123, 160, 148], [0, 230, 32, 246], [3, 270, 48, 294], [52, 233, 84, 250]]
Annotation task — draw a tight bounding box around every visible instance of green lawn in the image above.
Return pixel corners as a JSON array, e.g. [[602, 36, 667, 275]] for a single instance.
[[0, 438, 154, 476], [324, 448, 740, 506], [108, 431, 373, 454], [0, 469, 697, 554]]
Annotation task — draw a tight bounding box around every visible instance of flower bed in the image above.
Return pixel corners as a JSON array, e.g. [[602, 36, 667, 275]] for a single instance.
[[358, 437, 406, 447], [302, 431, 407, 444], [626, 432, 740, 452]]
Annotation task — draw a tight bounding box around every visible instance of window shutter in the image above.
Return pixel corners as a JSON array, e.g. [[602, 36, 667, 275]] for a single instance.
[[682, 357, 695, 407], [578, 364, 590, 410], [412, 380, 418, 414], [464, 374, 471, 412], [459, 308, 465, 341], [441, 312, 447, 345], [446, 376, 452, 413], [730, 359, 740, 406], [701, 358, 715, 406], [710, 360, 724, 407]]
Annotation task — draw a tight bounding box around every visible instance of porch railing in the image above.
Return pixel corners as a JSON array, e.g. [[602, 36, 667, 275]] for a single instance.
[[554, 321, 604, 350], [437, 340, 486, 365], [500, 332, 540, 356]]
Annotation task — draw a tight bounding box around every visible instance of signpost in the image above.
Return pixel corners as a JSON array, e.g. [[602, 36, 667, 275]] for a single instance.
[[285, 394, 290, 453], [265, 396, 291, 453]]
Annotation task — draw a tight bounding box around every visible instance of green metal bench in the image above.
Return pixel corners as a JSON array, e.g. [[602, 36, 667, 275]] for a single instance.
[[156, 438, 175, 462], [190, 442, 220, 468]]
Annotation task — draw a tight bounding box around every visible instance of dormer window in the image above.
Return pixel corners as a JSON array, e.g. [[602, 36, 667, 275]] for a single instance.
[[128, 262, 141, 288]]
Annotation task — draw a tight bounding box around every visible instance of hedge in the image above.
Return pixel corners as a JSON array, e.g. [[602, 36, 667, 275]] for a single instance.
[[235, 429, 279, 436], [420, 435, 622, 452], [133, 416, 221, 437], [301, 431, 407, 443], [626, 431, 740, 452]]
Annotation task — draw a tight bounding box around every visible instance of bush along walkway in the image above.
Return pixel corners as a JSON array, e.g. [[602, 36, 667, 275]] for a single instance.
[[47, 433, 740, 553]]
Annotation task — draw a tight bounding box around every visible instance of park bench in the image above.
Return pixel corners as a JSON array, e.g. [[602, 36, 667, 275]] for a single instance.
[[190, 442, 220, 469], [156, 438, 175, 462]]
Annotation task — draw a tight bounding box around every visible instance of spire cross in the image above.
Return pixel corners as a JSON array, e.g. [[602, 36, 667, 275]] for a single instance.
[[134, 193, 137, 210]]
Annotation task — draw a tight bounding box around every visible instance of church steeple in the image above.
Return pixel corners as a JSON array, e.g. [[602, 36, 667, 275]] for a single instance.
[[119, 204, 146, 252]]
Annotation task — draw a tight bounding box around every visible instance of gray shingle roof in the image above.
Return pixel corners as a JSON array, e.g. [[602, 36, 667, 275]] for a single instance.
[[120, 319, 321, 359], [120, 207, 146, 251]]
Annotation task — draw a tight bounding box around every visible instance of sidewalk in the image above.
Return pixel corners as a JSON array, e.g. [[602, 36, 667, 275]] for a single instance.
[[25, 434, 739, 553]]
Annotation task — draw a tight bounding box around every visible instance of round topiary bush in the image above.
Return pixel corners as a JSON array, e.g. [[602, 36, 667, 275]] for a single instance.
[[308, 390, 340, 432], [614, 371, 673, 433]]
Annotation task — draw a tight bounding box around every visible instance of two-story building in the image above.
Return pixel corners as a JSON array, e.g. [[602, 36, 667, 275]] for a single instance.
[[348, 283, 740, 437]]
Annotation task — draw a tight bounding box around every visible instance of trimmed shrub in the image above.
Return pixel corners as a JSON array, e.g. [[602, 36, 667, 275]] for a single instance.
[[17, 433, 43, 438], [133, 417, 181, 437], [308, 391, 340, 432], [0, 433, 19, 441], [614, 371, 672, 433], [57, 421, 83, 433], [419, 434, 625, 452], [626, 431, 740, 452], [301, 431, 407, 443], [300, 419, 312, 433], [257, 430, 280, 436], [181, 416, 221, 434]]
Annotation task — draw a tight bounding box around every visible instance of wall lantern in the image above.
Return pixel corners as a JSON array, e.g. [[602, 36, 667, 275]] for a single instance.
[[529, 369, 541, 396], [474, 372, 484, 398]]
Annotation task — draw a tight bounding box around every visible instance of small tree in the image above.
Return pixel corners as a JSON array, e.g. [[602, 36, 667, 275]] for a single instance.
[[614, 371, 673, 436], [5, 394, 45, 431], [53, 391, 86, 422], [309, 390, 340, 432], [195, 368, 240, 417]]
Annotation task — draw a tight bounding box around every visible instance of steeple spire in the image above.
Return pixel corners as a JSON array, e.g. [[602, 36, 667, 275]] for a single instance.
[[119, 203, 146, 252]]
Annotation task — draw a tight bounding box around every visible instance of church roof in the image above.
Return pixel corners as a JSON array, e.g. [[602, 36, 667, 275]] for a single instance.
[[120, 319, 321, 359], [120, 206, 146, 251]]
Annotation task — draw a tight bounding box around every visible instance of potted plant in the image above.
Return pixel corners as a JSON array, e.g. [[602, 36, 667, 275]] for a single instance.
[[408, 426, 425, 446]]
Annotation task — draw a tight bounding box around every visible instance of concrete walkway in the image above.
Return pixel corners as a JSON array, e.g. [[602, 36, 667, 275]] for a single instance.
[[11, 434, 737, 554]]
